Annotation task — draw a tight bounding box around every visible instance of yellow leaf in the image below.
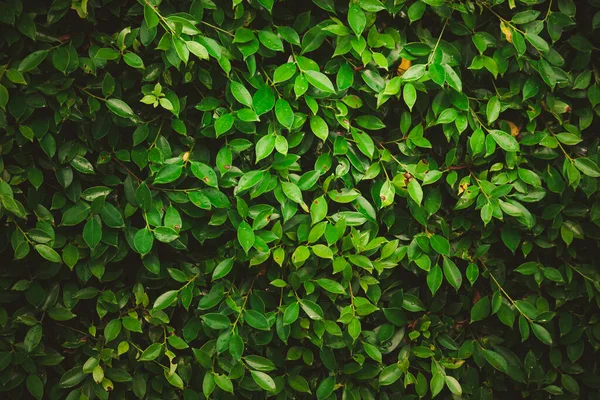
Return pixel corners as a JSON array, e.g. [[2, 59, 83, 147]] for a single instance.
[[500, 21, 512, 43], [397, 58, 412, 76]]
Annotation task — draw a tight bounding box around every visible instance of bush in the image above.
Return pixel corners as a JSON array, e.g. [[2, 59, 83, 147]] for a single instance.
[[1, 0, 600, 398]]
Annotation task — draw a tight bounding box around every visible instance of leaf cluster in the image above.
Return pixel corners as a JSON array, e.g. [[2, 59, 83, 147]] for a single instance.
[[0, 0, 600, 399]]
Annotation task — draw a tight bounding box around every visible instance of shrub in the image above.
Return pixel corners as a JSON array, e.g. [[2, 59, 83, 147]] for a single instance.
[[1, 0, 599, 398]]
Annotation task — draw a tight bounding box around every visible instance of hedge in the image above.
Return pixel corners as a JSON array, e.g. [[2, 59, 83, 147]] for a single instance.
[[1, 0, 600, 398]]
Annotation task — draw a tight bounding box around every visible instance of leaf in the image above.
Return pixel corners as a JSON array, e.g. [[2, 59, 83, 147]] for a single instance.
[[139, 343, 163, 361], [304, 70, 336, 93], [430, 235, 450, 255], [316, 376, 335, 400], [348, 4, 366, 36], [212, 258, 234, 281], [35, 245, 61, 263], [445, 376, 462, 396], [486, 96, 501, 124], [104, 319, 122, 343], [489, 130, 520, 152], [471, 296, 491, 322], [238, 221, 255, 253], [26, 375, 43, 400], [482, 349, 508, 373], [351, 129, 375, 159], [123, 53, 144, 69], [59, 367, 86, 388], [310, 115, 329, 141], [258, 30, 284, 52], [187, 41, 209, 60], [427, 265, 443, 295], [273, 62, 297, 83], [134, 228, 154, 255], [253, 85, 275, 115], [214, 374, 234, 393], [82, 217, 103, 251], [230, 81, 253, 108], [574, 158, 600, 177], [215, 113, 235, 137], [191, 162, 219, 188], [24, 324, 43, 352], [275, 98, 294, 129], [282, 182, 305, 206], [407, 179, 423, 205], [18, 50, 49, 72], [106, 98, 135, 118], [251, 371, 276, 392], [315, 278, 345, 294], [300, 299, 324, 320], [355, 115, 385, 130], [443, 257, 462, 291], [379, 364, 402, 386], [153, 290, 178, 310], [244, 310, 270, 330], [531, 323, 553, 345]]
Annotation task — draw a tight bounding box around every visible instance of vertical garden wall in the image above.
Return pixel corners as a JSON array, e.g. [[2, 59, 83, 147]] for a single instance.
[[1, 0, 599, 398]]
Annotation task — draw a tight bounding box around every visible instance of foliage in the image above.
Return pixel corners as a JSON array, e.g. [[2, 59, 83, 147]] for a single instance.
[[1, 0, 600, 398]]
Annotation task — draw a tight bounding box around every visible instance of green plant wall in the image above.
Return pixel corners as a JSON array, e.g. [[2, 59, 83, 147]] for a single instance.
[[0, 0, 600, 399]]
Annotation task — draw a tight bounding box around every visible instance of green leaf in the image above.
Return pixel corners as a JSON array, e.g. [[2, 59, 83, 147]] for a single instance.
[[574, 158, 600, 177], [316, 376, 335, 400], [238, 221, 255, 253], [256, 134, 276, 163], [427, 265, 443, 295], [104, 319, 122, 343], [445, 376, 462, 396], [489, 130, 520, 152], [315, 278, 345, 294], [244, 310, 270, 330], [275, 98, 294, 129], [83, 218, 102, 249], [230, 81, 253, 108], [300, 299, 324, 320], [215, 113, 235, 137], [187, 41, 209, 60], [443, 257, 462, 291], [348, 4, 366, 36], [407, 179, 423, 205], [18, 50, 49, 72], [26, 375, 43, 400], [273, 62, 297, 84], [106, 98, 135, 118], [470, 296, 490, 322], [35, 245, 61, 263], [355, 115, 385, 130], [139, 343, 163, 361], [531, 323, 553, 345], [310, 115, 329, 141], [251, 371, 276, 392], [212, 258, 234, 281], [430, 235, 450, 255], [253, 85, 275, 115], [486, 96, 501, 124], [191, 162, 219, 188], [134, 228, 154, 255], [58, 367, 86, 388], [214, 374, 234, 393], [379, 364, 402, 386], [304, 70, 336, 93], [24, 324, 42, 353], [123, 53, 144, 69], [482, 349, 508, 373], [153, 290, 178, 310], [258, 30, 284, 52]]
